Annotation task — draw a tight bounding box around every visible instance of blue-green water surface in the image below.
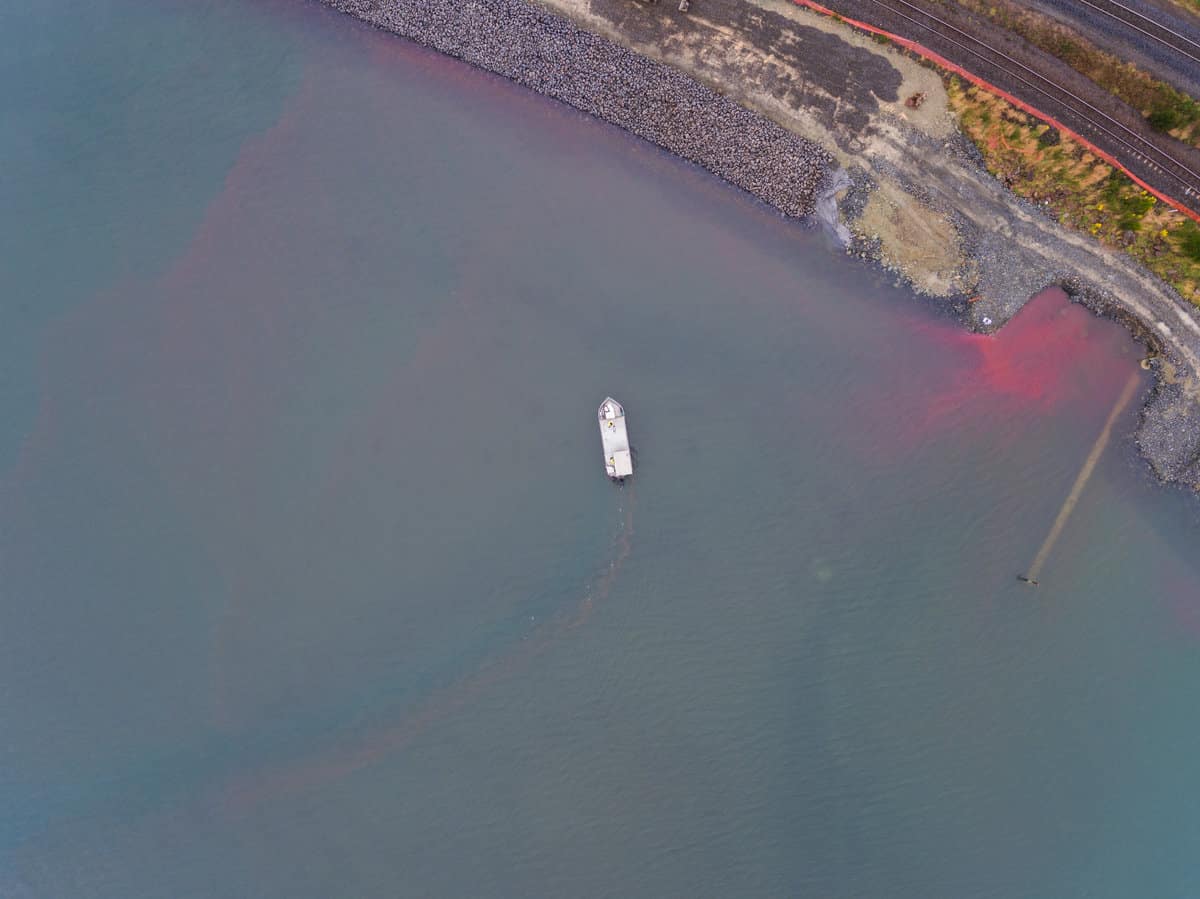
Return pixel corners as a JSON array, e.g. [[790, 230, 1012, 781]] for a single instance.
[[3, 2, 1200, 896]]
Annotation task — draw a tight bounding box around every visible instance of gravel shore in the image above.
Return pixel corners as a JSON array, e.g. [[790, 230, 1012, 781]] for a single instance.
[[322, 0, 831, 218]]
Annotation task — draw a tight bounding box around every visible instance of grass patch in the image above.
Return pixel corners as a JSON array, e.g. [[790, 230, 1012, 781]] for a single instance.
[[947, 76, 1200, 305], [952, 0, 1200, 144], [1180, 221, 1200, 263]]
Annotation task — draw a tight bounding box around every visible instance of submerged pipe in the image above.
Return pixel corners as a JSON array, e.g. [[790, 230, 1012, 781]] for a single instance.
[[1023, 370, 1142, 586]]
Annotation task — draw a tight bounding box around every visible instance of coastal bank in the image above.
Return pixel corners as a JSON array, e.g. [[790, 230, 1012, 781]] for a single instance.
[[320, 0, 1200, 490]]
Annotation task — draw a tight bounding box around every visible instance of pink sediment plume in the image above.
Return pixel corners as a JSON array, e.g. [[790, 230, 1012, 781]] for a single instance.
[[156, 73, 319, 731], [854, 291, 1132, 453], [953, 294, 1105, 405]]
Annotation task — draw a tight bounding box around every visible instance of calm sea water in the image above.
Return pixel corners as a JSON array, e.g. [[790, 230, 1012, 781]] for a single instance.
[[4, 1, 1200, 896]]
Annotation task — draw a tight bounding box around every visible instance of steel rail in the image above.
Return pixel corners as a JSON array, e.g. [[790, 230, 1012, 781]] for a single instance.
[[866, 0, 1200, 197], [1074, 0, 1200, 63]]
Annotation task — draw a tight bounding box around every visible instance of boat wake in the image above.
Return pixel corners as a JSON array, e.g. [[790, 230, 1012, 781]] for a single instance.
[[222, 485, 636, 811]]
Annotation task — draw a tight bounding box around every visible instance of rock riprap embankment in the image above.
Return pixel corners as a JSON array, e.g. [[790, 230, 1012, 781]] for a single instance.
[[324, 0, 831, 217]]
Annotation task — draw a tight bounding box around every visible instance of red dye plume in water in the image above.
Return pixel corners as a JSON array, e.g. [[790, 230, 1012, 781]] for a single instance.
[[965, 294, 1100, 402], [863, 290, 1136, 450]]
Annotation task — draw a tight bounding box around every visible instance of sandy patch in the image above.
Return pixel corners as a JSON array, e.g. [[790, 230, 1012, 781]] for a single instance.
[[856, 177, 973, 296]]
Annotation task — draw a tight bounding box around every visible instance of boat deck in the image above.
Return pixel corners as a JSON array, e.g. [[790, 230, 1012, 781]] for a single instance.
[[598, 398, 633, 479]]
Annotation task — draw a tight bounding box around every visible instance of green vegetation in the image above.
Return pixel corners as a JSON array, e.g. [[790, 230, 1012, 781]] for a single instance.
[[948, 77, 1200, 305], [1179, 220, 1200, 263], [1102, 174, 1155, 231]]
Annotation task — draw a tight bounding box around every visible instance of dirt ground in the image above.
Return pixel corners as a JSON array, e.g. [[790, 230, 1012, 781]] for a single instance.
[[857, 179, 971, 297]]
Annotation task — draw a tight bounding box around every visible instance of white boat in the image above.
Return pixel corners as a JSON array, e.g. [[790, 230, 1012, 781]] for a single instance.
[[598, 397, 633, 480]]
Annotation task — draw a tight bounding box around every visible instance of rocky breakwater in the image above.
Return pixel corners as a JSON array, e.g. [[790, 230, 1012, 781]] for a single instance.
[[321, 0, 831, 218]]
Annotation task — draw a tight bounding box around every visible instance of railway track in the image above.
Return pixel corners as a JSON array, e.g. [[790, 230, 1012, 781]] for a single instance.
[[1073, 0, 1200, 67], [860, 0, 1200, 205]]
